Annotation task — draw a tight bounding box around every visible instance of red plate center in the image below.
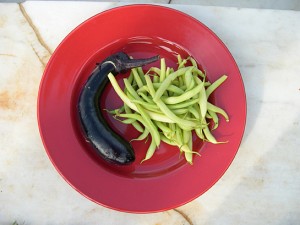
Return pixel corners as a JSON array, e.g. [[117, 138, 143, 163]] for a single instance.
[[71, 36, 206, 178]]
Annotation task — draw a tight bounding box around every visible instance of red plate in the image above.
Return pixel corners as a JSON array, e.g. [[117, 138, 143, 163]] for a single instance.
[[38, 5, 246, 213]]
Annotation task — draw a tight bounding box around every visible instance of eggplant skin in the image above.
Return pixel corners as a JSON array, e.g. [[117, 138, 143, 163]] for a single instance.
[[78, 63, 135, 165]]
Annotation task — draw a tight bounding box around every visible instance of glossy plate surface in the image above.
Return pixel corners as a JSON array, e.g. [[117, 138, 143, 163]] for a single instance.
[[38, 5, 246, 213]]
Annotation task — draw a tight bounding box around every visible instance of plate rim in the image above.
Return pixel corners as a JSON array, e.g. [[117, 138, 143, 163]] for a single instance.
[[37, 4, 247, 213]]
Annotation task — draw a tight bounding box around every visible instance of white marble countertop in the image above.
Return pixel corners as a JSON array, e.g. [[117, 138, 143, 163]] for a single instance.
[[1, 1, 300, 224]]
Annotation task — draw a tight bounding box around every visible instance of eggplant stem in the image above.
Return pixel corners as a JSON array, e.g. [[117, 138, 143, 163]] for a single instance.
[[100, 52, 159, 74]]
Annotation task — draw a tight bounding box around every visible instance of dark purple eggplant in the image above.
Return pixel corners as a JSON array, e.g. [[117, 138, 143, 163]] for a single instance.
[[78, 52, 159, 165]]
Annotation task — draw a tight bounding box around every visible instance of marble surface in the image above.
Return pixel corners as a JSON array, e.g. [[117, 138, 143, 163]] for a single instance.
[[0, 1, 300, 224]]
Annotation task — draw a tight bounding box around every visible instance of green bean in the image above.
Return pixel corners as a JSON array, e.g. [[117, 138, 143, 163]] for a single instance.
[[152, 83, 185, 95], [108, 55, 229, 164], [160, 58, 166, 82], [136, 85, 149, 93], [175, 124, 183, 147], [188, 106, 205, 140], [138, 92, 154, 103], [194, 76, 207, 120], [130, 99, 160, 113], [178, 76, 184, 87], [119, 118, 136, 124], [117, 113, 145, 124], [158, 125, 174, 142], [208, 109, 219, 130], [172, 108, 189, 115], [104, 105, 125, 115], [153, 75, 159, 83], [206, 75, 228, 98], [202, 121, 227, 144], [154, 121, 172, 133], [183, 130, 190, 144], [166, 67, 171, 77], [170, 80, 180, 87], [117, 112, 144, 133], [127, 71, 134, 84], [184, 130, 193, 164], [124, 78, 143, 101], [207, 102, 229, 121], [165, 123, 176, 141], [118, 112, 160, 148], [108, 73, 139, 111], [181, 146, 200, 156], [131, 128, 149, 142], [188, 132, 193, 150], [153, 66, 194, 102], [199, 87, 207, 120], [135, 104, 160, 147], [155, 99, 199, 130], [203, 125, 218, 144], [184, 67, 194, 90], [204, 81, 211, 87], [132, 68, 144, 88], [137, 67, 146, 85], [195, 128, 204, 140], [160, 134, 177, 146], [177, 54, 183, 65], [124, 104, 144, 132], [178, 58, 189, 69], [193, 68, 206, 79], [189, 57, 198, 68], [167, 98, 200, 110], [144, 75, 156, 98], [162, 81, 204, 105], [146, 67, 161, 76], [168, 123, 176, 134], [205, 113, 212, 119], [141, 139, 156, 163], [108, 73, 173, 123]]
